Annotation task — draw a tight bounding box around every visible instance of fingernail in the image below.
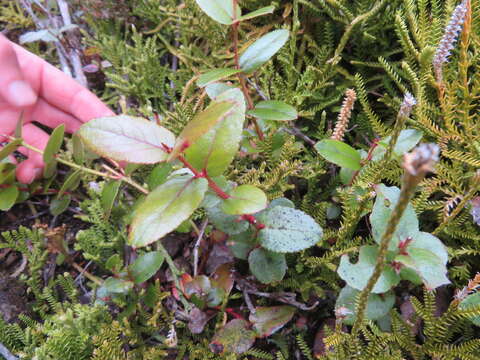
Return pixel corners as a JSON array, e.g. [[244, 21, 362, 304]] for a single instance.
[[7, 80, 37, 107]]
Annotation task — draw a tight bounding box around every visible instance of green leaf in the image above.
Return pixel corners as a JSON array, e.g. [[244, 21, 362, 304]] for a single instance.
[[370, 184, 419, 250], [371, 129, 424, 161], [205, 82, 235, 100], [337, 245, 400, 293], [0, 139, 21, 162], [128, 251, 164, 284], [315, 139, 362, 170], [130, 175, 208, 248], [335, 285, 395, 325], [72, 134, 84, 164], [269, 197, 295, 209], [185, 89, 246, 176], [459, 293, 480, 326], [57, 170, 81, 198], [0, 186, 19, 211], [257, 206, 323, 253], [0, 163, 16, 185], [210, 319, 256, 355], [237, 6, 275, 22], [50, 195, 71, 216], [104, 277, 134, 294], [101, 180, 121, 219], [206, 205, 249, 235], [248, 248, 286, 284], [247, 101, 298, 121], [147, 163, 173, 190], [228, 228, 256, 260], [202, 176, 233, 208], [249, 306, 295, 337], [194, 0, 241, 25], [169, 101, 235, 161], [395, 247, 450, 290], [43, 124, 65, 163], [197, 68, 241, 87], [78, 115, 175, 164], [221, 185, 267, 215], [239, 29, 290, 73]]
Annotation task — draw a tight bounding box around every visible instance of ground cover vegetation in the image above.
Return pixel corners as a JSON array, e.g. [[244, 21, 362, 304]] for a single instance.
[[1, 0, 480, 358]]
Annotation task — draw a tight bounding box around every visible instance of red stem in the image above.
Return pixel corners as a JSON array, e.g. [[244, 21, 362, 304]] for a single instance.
[[177, 155, 230, 199]]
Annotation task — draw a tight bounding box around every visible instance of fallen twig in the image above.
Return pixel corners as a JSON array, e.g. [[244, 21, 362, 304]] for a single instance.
[[0, 343, 18, 360]]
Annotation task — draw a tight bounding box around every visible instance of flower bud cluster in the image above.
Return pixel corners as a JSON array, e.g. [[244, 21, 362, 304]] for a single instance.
[[433, 0, 468, 80]]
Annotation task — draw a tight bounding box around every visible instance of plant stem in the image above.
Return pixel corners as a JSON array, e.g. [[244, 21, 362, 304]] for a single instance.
[[13, 137, 150, 195], [352, 166, 426, 334], [177, 155, 230, 199]]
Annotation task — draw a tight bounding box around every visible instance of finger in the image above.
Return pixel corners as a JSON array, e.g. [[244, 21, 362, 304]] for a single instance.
[[12, 42, 114, 122], [0, 35, 37, 108], [0, 107, 31, 143], [32, 98, 83, 133], [15, 123, 49, 184]]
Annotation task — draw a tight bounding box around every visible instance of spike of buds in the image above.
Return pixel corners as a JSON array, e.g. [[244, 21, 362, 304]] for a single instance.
[[433, 0, 468, 81], [403, 143, 440, 177], [331, 89, 357, 141]]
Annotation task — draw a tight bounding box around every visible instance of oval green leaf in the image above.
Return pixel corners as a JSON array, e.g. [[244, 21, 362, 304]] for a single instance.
[[194, 0, 241, 25], [185, 89, 246, 177], [337, 245, 400, 293], [101, 180, 121, 219], [0, 186, 19, 211], [197, 68, 241, 87], [221, 185, 267, 215], [237, 6, 275, 22], [50, 195, 71, 216], [128, 251, 164, 283], [247, 101, 298, 121], [257, 206, 323, 253], [239, 29, 289, 73], [249, 306, 295, 337], [168, 101, 235, 161], [248, 248, 286, 284], [335, 285, 395, 325], [130, 175, 208, 248], [315, 139, 362, 170], [57, 170, 81, 198], [78, 115, 175, 164], [370, 184, 419, 250], [104, 277, 134, 294], [43, 124, 65, 163], [206, 205, 249, 235]]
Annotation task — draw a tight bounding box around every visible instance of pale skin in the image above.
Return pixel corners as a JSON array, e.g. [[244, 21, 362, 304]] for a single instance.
[[0, 34, 114, 184]]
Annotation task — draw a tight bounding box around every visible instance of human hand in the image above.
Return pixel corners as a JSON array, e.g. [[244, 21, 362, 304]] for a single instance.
[[0, 34, 114, 184]]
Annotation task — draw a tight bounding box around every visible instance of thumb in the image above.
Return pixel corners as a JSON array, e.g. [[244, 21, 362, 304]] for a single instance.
[[0, 35, 37, 108]]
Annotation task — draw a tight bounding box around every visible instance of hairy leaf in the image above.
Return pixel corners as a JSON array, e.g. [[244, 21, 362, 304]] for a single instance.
[[257, 206, 323, 253]]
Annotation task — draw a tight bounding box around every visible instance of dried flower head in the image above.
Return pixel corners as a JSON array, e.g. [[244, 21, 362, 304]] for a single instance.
[[331, 89, 357, 141], [403, 143, 440, 176], [398, 92, 417, 119], [433, 0, 468, 81]]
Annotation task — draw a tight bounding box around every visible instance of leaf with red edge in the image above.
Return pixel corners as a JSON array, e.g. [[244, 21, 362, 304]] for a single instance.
[[168, 101, 235, 161], [249, 306, 295, 337]]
